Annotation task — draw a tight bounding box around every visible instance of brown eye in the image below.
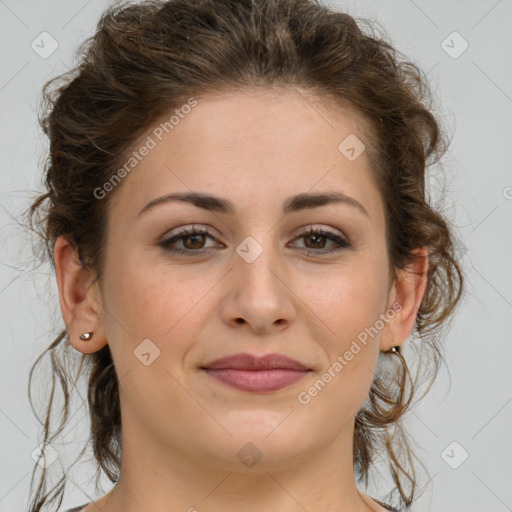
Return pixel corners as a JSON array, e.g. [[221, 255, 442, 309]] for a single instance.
[[303, 232, 328, 249], [291, 227, 351, 254], [160, 227, 219, 255], [182, 233, 207, 250]]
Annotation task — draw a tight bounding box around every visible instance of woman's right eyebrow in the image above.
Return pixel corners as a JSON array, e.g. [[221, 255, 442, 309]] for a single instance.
[[137, 190, 370, 219]]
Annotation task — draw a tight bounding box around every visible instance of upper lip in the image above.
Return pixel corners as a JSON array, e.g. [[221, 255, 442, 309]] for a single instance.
[[201, 353, 310, 371]]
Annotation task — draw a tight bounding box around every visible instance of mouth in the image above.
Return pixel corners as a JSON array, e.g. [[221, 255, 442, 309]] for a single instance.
[[200, 353, 312, 393]]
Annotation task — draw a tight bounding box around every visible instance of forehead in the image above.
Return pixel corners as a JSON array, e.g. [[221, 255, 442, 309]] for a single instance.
[[108, 88, 384, 224]]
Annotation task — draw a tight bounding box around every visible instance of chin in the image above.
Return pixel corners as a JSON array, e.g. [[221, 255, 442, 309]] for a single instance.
[[193, 417, 314, 471]]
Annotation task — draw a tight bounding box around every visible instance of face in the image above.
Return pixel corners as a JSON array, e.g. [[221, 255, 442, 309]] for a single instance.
[[95, 88, 396, 472]]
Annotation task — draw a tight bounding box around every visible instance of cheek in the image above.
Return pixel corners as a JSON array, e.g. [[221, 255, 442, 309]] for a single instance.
[[101, 251, 218, 363], [312, 255, 389, 339], [306, 253, 388, 394], [302, 282, 384, 421]]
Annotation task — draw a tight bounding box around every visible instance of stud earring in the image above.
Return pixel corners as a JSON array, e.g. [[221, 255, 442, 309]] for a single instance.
[[79, 332, 93, 341], [390, 345, 400, 354]]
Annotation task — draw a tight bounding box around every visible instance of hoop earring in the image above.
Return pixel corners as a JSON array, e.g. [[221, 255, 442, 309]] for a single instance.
[[79, 332, 93, 341]]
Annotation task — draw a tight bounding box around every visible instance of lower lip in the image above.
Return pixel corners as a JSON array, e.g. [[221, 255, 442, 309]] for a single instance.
[[202, 368, 309, 392]]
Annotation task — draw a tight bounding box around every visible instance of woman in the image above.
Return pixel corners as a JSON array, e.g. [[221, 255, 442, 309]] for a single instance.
[[26, 0, 463, 511]]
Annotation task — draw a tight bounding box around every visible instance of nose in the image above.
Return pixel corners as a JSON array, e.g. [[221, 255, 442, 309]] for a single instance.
[[219, 241, 297, 335]]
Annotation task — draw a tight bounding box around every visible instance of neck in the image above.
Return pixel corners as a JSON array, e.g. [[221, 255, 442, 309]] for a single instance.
[[98, 411, 381, 512]]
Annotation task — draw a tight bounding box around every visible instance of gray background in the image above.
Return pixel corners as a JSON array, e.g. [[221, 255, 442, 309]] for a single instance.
[[1, 1, 511, 511]]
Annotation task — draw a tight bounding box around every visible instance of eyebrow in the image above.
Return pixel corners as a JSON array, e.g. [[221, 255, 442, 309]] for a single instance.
[[138, 190, 370, 218]]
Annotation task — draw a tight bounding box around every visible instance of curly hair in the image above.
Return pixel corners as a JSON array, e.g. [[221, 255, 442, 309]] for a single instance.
[[25, 0, 464, 510]]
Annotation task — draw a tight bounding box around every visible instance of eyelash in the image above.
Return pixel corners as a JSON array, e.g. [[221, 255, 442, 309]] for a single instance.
[[159, 225, 351, 256]]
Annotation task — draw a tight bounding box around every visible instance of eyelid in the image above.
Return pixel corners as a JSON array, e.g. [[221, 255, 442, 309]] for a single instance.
[[161, 225, 220, 244], [293, 224, 345, 238], [162, 224, 345, 240]]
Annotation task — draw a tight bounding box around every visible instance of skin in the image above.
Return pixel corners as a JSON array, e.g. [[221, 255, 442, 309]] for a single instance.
[[55, 87, 428, 512]]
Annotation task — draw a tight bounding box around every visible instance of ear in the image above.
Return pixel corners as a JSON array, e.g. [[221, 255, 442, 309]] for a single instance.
[[380, 246, 429, 352], [54, 235, 108, 354]]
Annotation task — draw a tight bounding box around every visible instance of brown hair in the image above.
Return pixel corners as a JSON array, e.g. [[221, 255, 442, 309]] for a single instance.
[[25, 0, 464, 510]]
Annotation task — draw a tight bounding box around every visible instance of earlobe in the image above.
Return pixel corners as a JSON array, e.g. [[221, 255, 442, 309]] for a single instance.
[[54, 235, 107, 353], [380, 246, 429, 352]]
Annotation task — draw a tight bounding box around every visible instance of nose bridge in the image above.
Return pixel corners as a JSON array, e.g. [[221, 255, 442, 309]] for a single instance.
[[235, 232, 282, 292], [225, 230, 296, 331]]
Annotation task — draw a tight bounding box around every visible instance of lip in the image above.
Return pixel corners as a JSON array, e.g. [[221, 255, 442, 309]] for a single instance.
[[202, 353, 310, 371], [201, 353, 311, 393]]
